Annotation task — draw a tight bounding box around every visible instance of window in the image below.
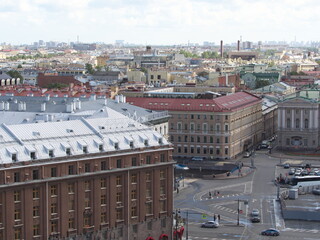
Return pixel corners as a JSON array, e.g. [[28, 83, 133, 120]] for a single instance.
[[160, 170, 165, 179], [190, 123, 194, 132], [12, 153, 17, 162], [101, 161, 107, 170], [14, 172, 20, 182], [184, 124, 188, 130], [131, 174, 137, 183], [225, 148, 228, 155], [160, 182, 165, 195], [191, 114, 194, 119], [177, 136, 181, 142], [68, 218, 75, 229], [68, 165, 75, 175], [14, 209, 21, 220], [216, 124, 220, 132], [203, 148, 207, 154], [210, 148, 213, 154], [116, 209, 123, 220], [216, 149, 220, 155], [101, 213, 107, 223], [161, 218, 166, 228], [100, 178, 107, 188], [83, 146, 88, 154], [197, 136, 200, 142], [132, 157, 137, 166], [84, 163, 90, 172], [131, 206, 137, 217], [177, 123, 182, 132], [203, 123, 207, 133], [14, 191, 20, 202], [304, 139, 308, 146], [197, 147, 200, 154], [114, 142, 119, 150], [225, 124, 229, 131], [210, 136, 213, 143], [116, 176, 122, 186], [184, 135, 188, 142], [14, 228, 21, 240], [33, 206, 40, 217], [147, 221, 152, 230], [146, 172, 151, 181], [30, 151, 36, 160], [191, 136, 194, 142], [51, 203, 57, 214], [84, 181, 90, 191], [146, 155, 151, 164], [116, 159, 122, 168], [225, 137, 228, 143], [51, 220, 58, 233], [68, 183, 75, 193], [146, 202, 152, 215], [157, 75, 161, 79], [146, 185, 152, 198], [131, 189, 137, 199], [51, 167, 57, 177], [160, 154, 165, 162], [197, 124, 201, 131], [99, 144, 104, 152], [32, 169, 39, 180], [160, 200, 166, 212], [190, 147, 194, 153], [33, 224, 40, 236], [286, 118, 291, 128], [286, 138, 290, 145], [203, 136, 207, 143], [129, 141, 134, 148], [305, 119, 309, 129], [150, 75, 154, 79], [49, 150, 54, 158], [67, 200, 74, 213], [210, 115, 214, 120], [116, 192, 122, 202], [66, 148, 71, 156], [83, 216, 90, 226], [197, 115, 200, 119], [184, 147, 188, 153], [217, 138, 220, 144], [133, 224, 138, 233], [50, 185, 57, 196], [295, 118, 300, 128], [170, 123, 174, 130], [84, 197, 90, 208], [178, 147, 181, 153], [33, 188, 40, 199], [101, 194, 106, 205]]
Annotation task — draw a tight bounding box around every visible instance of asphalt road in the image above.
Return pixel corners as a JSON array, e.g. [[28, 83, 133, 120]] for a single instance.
[[174, 150, 320, 240]]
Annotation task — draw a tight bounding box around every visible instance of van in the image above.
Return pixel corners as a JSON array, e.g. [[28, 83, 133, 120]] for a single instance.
[[191, 157, 204, 161]]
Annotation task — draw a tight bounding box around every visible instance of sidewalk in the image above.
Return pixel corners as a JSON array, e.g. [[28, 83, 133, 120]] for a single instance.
[[270, 148, 320, 161]]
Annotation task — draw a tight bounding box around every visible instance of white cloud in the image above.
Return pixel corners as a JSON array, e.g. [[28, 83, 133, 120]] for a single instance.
[[0, 0, 319, 44]]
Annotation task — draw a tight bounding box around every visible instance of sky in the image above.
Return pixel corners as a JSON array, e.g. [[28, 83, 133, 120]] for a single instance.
[[1, 0, 320, 45]]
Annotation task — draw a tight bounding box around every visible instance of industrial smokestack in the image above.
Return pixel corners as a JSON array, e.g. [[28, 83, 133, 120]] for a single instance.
[[237, 40, 240, 51], [220, 40, 223, 58]]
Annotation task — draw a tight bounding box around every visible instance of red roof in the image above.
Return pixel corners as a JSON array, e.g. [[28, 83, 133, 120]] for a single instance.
[[127, 92, 261, 112]]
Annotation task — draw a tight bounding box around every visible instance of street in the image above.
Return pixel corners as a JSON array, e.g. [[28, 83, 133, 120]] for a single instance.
[[174, 150, 320, 240]]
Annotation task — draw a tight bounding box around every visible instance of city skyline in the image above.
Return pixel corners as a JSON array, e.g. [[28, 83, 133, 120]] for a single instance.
[[1, 0, 320, 45]]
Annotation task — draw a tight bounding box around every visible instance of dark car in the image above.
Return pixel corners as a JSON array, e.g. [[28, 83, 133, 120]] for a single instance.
[[283, 163, 290, 169], [251, 216, 260, 223], [261, 228, 280, 236]]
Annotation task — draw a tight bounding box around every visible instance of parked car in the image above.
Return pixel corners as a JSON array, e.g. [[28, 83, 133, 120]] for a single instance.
[[174, 164, 189, 170], [283, 163, 290, 169], [288, 168, 295, 175], [201, 221, 219, 228], [251, 216, 261, 223], [244, 151, 252, 158], [251, 209, 260, 217], [294, 169, 302, 176], [261, 140, 270, 149], [261, 228, 280, 236], [312, 189, 320, 195], [301, 169, 309, 176], [313, 168, 319, 174]]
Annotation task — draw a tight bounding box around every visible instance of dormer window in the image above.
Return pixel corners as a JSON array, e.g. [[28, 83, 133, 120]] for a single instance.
[[129, 141, 134, 148], [158, 138, 163, 145], [114, 143, 119, 150], [30, 152, 36, 160], [66, 148, 71, 156], [144, 140, 149, 146], [99, 144, 104, 152], [49, 150, 54, 158], [12, 153, 17, 162], [83, 146, 88, 154]]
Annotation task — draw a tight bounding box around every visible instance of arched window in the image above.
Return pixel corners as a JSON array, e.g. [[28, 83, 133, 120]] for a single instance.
[[304, 119, 309, 129]]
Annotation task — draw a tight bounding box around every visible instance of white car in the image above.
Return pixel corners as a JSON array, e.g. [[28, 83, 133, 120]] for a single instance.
[[313, 168, 319, 174], [201, 221, 219, 228], [251, 209, 260, 217]]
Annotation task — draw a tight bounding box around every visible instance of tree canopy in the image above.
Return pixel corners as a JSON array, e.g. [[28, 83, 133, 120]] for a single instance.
[[6, 70, 23, 81], [85, 63, 95, 74]]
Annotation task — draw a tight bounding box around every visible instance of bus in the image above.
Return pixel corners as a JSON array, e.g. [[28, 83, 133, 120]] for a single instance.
[[289, 175, 320, 188]]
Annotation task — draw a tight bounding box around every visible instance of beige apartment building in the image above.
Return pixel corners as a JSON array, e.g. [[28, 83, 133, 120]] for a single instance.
[[127, 91, 263, 160]]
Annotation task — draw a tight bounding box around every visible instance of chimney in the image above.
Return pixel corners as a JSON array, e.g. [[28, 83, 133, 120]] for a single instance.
[[220, 40, 223, 58], [237, 40, 240, 51]]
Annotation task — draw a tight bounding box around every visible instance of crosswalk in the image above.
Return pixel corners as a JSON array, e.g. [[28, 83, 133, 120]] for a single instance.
[[200, 193, 242, 201], [282, 228, 320, 234], [211, 205, 238, 215]]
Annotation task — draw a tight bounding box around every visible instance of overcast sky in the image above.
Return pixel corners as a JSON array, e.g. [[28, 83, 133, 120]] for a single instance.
[[1, 0, 319, 45]]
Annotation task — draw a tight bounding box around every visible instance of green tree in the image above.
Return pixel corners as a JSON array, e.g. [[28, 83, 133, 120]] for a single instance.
[[201, 51, 219, 59], [179, 50, 199, 58], [6, 70, 24, 81], [85, 63, 95, 74], [255, 80, 270, 89], [45, 83, 69, 89], [95, 65, 102, 72], [17, 64, 23, 68]]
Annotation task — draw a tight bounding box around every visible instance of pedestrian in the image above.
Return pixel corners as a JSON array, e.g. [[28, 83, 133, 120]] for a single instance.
[[209, 191, 212, 198], [217, 191, 220, 195], [177, 188, 179, 194], [213, 214, 216, 221], [218, 214, 220, 221]]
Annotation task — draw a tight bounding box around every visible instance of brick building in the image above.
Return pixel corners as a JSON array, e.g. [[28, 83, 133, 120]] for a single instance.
[[0, 114, 173, 240], [127, 91, 263, 160]]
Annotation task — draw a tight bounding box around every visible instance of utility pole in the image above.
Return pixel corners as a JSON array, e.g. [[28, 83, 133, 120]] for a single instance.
[[237, 199, 240, 226], [186, 210, 189, 240]]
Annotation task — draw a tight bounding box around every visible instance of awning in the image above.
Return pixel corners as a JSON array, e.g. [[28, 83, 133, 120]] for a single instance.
[[159, 234, 168, 240]]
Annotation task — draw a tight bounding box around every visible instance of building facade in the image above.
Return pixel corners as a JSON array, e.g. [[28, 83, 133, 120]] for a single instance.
[[127, 91, 263, 160], [0, 115, 173, 240], [277, 90, 320, 151]]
